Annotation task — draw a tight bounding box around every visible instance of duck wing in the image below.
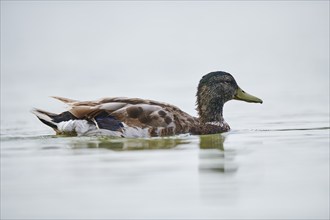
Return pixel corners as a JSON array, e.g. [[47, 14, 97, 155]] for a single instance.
[[52, 96, 200, 136]]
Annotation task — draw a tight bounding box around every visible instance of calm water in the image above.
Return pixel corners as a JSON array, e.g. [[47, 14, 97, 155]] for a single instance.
[[1, 1, 329, 219]]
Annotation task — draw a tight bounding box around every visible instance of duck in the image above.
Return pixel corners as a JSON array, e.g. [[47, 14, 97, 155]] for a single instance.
[[32, 71, 263, 137]]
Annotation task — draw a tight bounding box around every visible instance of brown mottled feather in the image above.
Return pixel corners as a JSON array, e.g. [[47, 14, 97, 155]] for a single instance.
[[52, 96, 201, 136]]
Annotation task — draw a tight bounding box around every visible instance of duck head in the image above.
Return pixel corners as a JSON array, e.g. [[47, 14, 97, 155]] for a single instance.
[[196, 71, 263, 123]]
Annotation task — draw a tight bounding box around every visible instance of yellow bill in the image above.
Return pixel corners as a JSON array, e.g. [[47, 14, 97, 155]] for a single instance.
[[234, 87, 263, 104]]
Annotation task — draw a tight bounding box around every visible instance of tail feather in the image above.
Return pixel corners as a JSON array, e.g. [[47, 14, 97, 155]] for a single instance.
[[31, 108, 59, 131], [51, 96, 79, 104]]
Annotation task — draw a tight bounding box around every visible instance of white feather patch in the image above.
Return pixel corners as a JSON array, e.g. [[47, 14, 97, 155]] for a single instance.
[[57, 120, 151, 138], [58, 120, 96, 135]]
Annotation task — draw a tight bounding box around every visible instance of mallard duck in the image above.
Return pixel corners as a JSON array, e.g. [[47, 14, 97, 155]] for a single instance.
[[32, 71, 262, 137]]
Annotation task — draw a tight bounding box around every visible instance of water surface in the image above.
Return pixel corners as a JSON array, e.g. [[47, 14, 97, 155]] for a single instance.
[[1, 114, 329, 219]]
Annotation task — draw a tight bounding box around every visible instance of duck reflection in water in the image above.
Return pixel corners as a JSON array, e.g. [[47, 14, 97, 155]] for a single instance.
[[67, 134, 237, 173], [199, 134, 238, 173], [69, 136, 188, 151]]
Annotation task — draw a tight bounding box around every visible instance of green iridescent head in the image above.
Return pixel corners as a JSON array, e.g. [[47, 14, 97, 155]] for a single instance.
[[196, 71, 262, 123]]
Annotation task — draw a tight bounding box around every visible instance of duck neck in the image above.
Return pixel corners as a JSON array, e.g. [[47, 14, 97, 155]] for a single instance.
[[198, 98, 225, 123]]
